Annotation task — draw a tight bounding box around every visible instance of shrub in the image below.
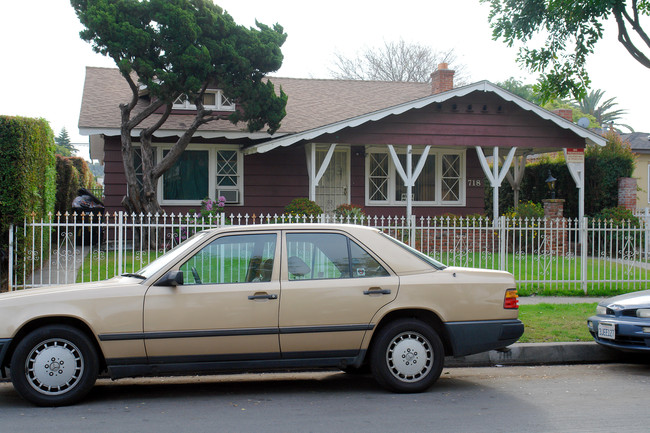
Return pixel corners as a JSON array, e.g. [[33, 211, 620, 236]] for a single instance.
[[55, 155, 81, 214], [505, 201, 544, 220], [334, 204, 365, 220], [284, 198, 323, 218], [0, 116, 56, 290]]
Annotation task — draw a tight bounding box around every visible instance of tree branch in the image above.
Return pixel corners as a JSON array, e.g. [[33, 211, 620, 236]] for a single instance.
[[613, 3, 650, 68]]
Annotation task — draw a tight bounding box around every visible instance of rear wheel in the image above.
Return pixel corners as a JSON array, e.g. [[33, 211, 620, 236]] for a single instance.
[[10, 325, 99, 406], [370, 319, 444, 393]]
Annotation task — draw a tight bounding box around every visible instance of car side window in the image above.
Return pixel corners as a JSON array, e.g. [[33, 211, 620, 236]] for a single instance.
[[180, 233, 276, 285], [350, 240, 390, 278], [286, 233, 388, 280]]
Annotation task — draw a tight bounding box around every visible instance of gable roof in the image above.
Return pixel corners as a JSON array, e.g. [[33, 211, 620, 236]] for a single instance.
[[245, 81, 607, 154], [79, 66, 431, 138], [79, 67, 606, 153]]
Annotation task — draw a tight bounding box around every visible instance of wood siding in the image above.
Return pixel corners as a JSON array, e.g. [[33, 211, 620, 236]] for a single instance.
[[317, 93, 584, 150], [101, 91, 587, 217]]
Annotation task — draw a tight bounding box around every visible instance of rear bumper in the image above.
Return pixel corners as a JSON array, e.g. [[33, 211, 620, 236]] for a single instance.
[[445, 319, 524, 357]]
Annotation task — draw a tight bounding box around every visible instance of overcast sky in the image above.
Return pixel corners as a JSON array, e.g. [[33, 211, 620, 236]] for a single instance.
[[0, 0, 647, 160]]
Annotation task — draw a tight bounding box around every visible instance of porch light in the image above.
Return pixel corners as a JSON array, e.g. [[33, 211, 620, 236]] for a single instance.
[[545, 170, 557, 199]]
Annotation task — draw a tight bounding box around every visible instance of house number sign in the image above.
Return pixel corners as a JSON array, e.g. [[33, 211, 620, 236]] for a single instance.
[[467, 179, 482, 187]]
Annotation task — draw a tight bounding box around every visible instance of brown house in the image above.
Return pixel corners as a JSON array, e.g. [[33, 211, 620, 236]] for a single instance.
[[79, 64, 605, 218]]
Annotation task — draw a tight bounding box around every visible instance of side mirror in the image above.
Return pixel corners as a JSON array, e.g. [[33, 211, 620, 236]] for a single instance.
[[155, 270, 184, 287]]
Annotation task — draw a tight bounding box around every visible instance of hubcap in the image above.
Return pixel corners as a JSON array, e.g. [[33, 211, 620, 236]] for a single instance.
[[25, 338, 84, 395], [386, 331, 432, 382]]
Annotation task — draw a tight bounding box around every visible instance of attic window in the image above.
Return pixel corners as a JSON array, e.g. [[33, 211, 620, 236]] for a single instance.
[[173, 90, 235, 111]]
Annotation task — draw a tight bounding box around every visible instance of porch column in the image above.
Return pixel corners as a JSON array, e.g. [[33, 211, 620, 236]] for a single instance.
[[387, 144, 431, 220], [305, 143, 337, 201], [476, 146, 516, 223], [503, 153, 528, 209]]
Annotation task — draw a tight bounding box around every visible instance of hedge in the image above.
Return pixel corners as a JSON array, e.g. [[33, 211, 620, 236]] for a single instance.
[[0, 116, 56, 290], [55, 156, 98, 214]]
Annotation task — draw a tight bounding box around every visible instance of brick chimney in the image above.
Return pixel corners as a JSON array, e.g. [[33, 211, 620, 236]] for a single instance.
[[553, 109, 573, 122], [431, 63, 455, 94]]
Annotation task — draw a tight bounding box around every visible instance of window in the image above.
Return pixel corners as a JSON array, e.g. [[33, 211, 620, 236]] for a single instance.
[[286, 233, 389, 280], [180, 234, 276, 285], [162, 150, 209, 201], [173, 90, 235, 111], [366, 148, 465, 206], [140, 144, 243, 206]]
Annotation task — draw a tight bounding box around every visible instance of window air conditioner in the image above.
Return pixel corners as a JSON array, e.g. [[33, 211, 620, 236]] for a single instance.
[[218, 189, 240, 204]]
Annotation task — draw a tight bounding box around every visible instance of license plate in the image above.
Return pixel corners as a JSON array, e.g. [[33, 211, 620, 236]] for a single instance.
[[598, 322, 616, 340]]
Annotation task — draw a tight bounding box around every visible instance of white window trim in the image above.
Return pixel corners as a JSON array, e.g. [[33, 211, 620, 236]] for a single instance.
[[173, 89, 236, 112], [155, 143, 244, 207], [365, 146, 466, 207]]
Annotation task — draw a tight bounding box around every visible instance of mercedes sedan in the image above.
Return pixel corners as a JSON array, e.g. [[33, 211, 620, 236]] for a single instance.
[[0, 224, 523, 406]]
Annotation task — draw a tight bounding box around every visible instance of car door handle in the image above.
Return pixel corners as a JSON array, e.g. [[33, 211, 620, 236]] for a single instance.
[[363, 287, 391, 295], [248, 293, 278, 300]]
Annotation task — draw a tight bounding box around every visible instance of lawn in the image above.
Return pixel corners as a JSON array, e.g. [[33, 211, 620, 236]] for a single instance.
[[517, 303, 597, 343]]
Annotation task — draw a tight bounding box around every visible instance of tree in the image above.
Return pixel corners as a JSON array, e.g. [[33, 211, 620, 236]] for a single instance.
[[330, 38, 470, 85], [574, 89, 633, 132], [483, 0, 650, 101], [54, 127, 76, 156], [496, 77, 542, 105], [71, 0, 288, 215]]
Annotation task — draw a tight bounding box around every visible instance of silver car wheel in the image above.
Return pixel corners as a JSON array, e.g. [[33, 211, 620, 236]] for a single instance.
[[386, 331, 432, 382], [25, 338, 84, 396]]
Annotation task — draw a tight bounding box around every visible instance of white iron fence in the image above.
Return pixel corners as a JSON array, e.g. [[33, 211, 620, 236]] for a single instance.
[[7, 211, 650, 293]]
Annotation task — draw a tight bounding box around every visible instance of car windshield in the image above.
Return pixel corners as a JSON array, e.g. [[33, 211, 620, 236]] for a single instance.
[[136, 230, 214, 279], [379, 231, 446, 270]]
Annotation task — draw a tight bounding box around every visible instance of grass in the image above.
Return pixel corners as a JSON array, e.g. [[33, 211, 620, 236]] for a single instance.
[[518, 303, 597, 343]]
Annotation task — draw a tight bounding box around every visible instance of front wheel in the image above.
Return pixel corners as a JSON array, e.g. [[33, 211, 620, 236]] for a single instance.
[[10, 325, 99, 406], [370, 319, 444, 393]]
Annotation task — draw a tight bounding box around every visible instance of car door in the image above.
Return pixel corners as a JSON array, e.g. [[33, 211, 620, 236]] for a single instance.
[[143, 231, 281, 363], [279, 230, 398, 358]]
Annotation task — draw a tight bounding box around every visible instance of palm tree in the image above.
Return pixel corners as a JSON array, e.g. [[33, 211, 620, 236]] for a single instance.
[[574, 89, 634, 132]]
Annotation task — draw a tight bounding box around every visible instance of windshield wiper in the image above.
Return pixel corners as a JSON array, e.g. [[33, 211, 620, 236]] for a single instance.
[[121, 273, 146, 280]]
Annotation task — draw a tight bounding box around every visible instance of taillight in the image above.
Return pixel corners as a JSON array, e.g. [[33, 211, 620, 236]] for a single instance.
[[504, 289, 519, 309]]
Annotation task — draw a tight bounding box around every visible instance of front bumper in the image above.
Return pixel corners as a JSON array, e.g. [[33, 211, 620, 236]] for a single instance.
[[587, 315, 650, 352], [445, 319, 524, 357]]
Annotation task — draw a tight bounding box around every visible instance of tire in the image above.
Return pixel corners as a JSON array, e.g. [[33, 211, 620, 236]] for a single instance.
[[370, 319, 444, 393], [10, 325, 99, 406]]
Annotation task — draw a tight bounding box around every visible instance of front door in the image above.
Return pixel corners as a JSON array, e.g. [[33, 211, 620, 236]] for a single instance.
[[315, 148, 350, 213], [143, 232, 281, 362]]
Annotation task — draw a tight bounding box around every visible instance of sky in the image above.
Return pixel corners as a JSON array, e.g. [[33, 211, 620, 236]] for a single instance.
[[0, 0, 648, 161]]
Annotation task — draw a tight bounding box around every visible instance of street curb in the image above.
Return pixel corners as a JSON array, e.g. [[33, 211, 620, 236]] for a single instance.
[[445, 342, 639, 367]]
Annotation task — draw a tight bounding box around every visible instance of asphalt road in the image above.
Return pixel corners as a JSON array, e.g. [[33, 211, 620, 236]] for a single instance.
[[1, 363, 649, 433]]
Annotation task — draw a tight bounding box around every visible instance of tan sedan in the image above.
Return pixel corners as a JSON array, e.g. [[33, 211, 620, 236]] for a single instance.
[[0, 224, 523, 406]]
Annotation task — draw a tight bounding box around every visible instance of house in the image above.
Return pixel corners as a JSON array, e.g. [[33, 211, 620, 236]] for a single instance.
[[623, 132, 650, 209], [78, 64, 605, 219]]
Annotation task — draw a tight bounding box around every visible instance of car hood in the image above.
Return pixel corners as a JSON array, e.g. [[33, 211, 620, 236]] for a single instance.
[[599, 290, 650, 309]]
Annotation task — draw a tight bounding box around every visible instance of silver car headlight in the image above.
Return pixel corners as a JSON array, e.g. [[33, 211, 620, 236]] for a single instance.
[[596, 305, 607, 315]]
